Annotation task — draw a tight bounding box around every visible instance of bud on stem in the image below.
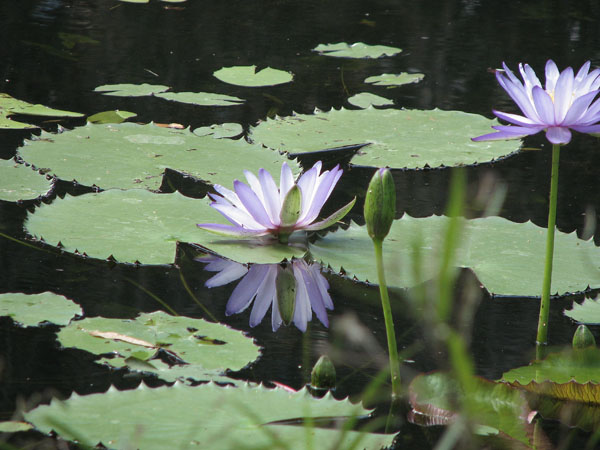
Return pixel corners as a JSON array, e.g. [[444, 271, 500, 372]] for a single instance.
[[364, 168, 396, 242]]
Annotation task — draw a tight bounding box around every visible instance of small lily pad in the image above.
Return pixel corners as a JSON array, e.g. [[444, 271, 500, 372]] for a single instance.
[[365, 73, 425, 86], [25, 189, 303, 265], [87, 110, 137, 124], [213, 65, 294, 87], [249, 108, 520, 169], [25, 382, 391, 450], [0, 159, 53, 202], [312, 42, 402, 58], [193, 123, 243, 139], [565, 297, 600, 324], [0, 292, 82, 327], [93, 83, 170, 97], [57, 311, 260, 383], [347, 92, 393, 109], [155, 91, 244, 106]]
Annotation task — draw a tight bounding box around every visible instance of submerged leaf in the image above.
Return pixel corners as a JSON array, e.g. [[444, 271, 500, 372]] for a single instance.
[[25, 383, 392, 450], [249, 108, 520, 169], [309, 215, 600, 297]]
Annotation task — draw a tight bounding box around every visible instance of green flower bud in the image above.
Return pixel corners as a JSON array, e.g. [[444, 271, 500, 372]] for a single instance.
[[276, 264, 296, 326], [364, 168, 396, 241], [572, 324, 596, 349], [311, 355, 336, 389]]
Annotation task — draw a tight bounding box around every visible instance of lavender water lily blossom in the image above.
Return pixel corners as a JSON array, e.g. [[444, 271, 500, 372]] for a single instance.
[[472, 60, 600, 144], [197, 161, 355, 244]]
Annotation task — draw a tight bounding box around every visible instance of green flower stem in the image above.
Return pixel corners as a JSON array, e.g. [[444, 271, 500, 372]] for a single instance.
[[372, 238, 402, 400], [536, 143, 561, 348]]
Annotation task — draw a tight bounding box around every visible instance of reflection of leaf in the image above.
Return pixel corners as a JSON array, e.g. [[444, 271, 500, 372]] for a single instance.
[[564, 297, 600, 324], [18, 122, 295, 190], [313, 42, 401, 58], [408, 372, 533, 446], [25, 383, 392, 450], [0, 292, 81, 327], [26, 189, 303, 265], [58, 311, 260, 383], [309, 216, 600, 297], [213, 65, 293, 87], [347, 93, 393, 109], [249, 108, 519, 169]]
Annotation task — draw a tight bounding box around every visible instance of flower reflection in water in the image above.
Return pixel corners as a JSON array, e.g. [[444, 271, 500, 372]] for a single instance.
[[200, 256, 333, 332]]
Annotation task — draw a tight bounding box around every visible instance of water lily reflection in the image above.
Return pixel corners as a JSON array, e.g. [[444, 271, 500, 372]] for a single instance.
[[201, 256, 333, 332]]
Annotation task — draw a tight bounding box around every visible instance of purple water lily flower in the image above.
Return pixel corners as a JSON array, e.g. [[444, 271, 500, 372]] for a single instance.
[[200, 256, 333, 332], [472, 60, 600, 144], [197, 161, 355, 244]]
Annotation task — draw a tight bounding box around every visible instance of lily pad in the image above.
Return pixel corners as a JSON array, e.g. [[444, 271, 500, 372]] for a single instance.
[[87, 110, 137, 124], [0, 421, 33, 432], [93, 83, 170, 96], [18, 122, 296, 191], [249, 108, 520, 169], [365, 73, 425, 86], [155, 91, 244, 106], [309, 215, 600, 297], [0, 93, 83, 129], [312, 42, 402, 58], [193, 123, 243, 139], [348, 92, 393, 109], [0, 159, 53, 202], [25, 382, 391, 450], [213, 65, 294, 87], [564, 297, 600, 324], [57, 311, 260, 382], [0, 292, 82, 327], [409, 372, 532, 446], [25, 189, 303, 265]]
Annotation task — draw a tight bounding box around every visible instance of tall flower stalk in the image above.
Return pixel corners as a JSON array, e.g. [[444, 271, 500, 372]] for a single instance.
[[364, 168, 401, 401], [473, 60, 600, 348]]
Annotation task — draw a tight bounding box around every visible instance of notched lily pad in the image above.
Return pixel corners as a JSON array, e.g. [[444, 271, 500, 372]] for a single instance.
[[213, 65, 294, 87], [25, 382, 391, 450], [309, 215, 600, 297], [365, 73, 425, 86], [57, 311, 260, 383], [0, 159, 54, 202], [249, 108, 520, 169], [313, 42, 402, 58], [0, 292, 82, 327], [18, 122, 295, 191], [25, 189, 303, 265], [348, 92, 393, 109], [565, 296, 600, 324]]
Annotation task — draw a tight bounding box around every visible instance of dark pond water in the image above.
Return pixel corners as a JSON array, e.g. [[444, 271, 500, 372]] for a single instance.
[[2, 0, 600, 448]]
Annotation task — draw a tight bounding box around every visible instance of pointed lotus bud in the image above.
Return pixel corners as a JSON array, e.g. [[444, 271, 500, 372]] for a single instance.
[[276, 264, 296, 326], [364, 168, 396, 242], [311, 355, 336, 389], [573, 324, 596, 349]]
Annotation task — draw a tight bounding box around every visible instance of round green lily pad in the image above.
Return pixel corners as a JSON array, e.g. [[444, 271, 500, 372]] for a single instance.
[[309, 215, 600, 297], [213, 65, 294, 87], [58, 311, 260, 382], [0, 159, 53, 202], [312, 42, 402, 58], [18, 122, 296, 190], [249, 108, 520, 169], [25, 382, 391, 450], [348, 92, 393, 108], [25, 189, 303, 265], [0, 292, 82, 327]]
